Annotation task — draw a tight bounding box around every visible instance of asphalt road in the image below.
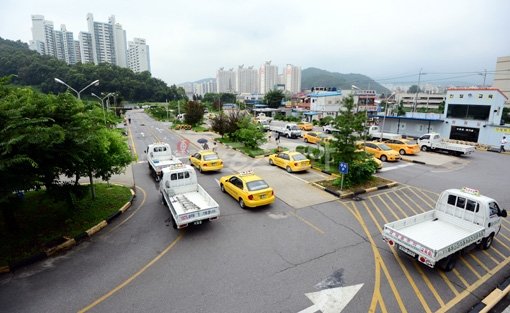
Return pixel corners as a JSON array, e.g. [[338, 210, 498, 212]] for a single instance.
[[1, 111, 509, 313]]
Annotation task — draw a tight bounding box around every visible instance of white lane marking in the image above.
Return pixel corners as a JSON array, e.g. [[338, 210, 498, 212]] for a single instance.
[[299, 284, 364, 313], [379, 163, 414, 172]]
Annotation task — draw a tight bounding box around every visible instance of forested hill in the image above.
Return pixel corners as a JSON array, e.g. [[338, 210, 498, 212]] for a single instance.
[[301, 67, 390, 95], [0, 37, 185, 102]]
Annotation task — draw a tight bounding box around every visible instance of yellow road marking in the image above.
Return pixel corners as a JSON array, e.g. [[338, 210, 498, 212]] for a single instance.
[[400, 189, 429, 214], [377, 289, 388, 313], [393, 191, 420, 215], [127, 123, 138, 161], [438, 271, 459, 296], [469, 254, 491, 273], [78, 234, 183, 312], [413, 262, 445, 307], [382, 193, 409, 218], [495, 237, 510, 250], [481, 250, 501, 264], [362, 202, 430, 313], [288, 211, 324, 235], [452, 269, 470, 288], [460, 257, 482, 278], [436, 254, 510, 313], [405, 186, 437, 206], [490, 246, 507, 259], [371, 196, 399, 220]]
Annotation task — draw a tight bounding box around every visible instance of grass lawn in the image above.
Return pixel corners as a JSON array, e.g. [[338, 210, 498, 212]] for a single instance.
[[0, 183, 132, 266], [216, 138, 267, 157], [316, 176, 394, 194]]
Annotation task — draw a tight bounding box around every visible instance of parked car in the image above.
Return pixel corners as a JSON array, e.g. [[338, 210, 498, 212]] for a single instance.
[[268, 151, 311, 172], [383, 138, 420, 155], [359, 141, 401, 162], [189, 151, 223, 172], [219, 171, 275, 209], [303, 131, 330, 144], [297, 122, 313, 131]]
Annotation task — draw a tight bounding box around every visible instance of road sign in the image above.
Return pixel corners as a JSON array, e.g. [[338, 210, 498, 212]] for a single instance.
[[339, 162, 348, 174]]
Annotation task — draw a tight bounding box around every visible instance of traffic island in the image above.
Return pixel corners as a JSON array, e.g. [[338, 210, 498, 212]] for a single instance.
[[312, 176, 398, 199]]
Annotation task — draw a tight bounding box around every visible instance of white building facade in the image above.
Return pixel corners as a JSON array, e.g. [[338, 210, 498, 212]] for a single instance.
[[236, 65, 258, 94], [493, 56, 510, 106], [127, 38, 151, 73], [216, 68, 236, 93], [308, 91, 343, 119], [87, 13, 116, 65], [79, 31, 94, 64], [285, 64, 301, 94], [259, 61, 278, 94], [110, 16, 128, 68]]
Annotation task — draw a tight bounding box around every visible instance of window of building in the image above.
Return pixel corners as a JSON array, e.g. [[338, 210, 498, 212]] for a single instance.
[[478, 94, 483, 99], [459, 94, 464, 98], [446, 104, 491, 120], [489, 95, 493, 99]]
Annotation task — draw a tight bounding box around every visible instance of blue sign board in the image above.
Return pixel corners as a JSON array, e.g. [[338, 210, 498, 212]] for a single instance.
[[339, 162, 348, 174]]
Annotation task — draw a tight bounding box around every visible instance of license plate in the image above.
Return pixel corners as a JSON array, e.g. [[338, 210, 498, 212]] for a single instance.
[[211, 162, 216, 166], [260, 194, 266, 199], [193, 220, 202, 225], [398, 245, 416, 257]]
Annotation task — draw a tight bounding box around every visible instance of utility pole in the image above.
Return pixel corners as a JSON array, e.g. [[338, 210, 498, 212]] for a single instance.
[[413, 69, 424, 113]]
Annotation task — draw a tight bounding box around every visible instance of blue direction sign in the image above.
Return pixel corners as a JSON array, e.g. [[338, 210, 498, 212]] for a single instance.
[[339, 162, 348, 174]]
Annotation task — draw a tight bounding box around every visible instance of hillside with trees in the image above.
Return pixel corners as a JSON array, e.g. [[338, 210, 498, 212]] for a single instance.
[[301, 67, 390, 95], [0, 37, 186, 103]]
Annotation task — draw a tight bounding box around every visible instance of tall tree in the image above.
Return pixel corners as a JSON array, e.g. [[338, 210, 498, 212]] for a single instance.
[[264, 90, 285, 108], [184, 101, 204, 126]]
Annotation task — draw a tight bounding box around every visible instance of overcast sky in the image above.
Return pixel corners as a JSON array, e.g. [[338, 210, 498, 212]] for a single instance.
[[1, 0, 509, 87]]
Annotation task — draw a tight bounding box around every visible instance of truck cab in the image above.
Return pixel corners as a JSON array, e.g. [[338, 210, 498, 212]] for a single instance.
[[146, 143, 180, 181]]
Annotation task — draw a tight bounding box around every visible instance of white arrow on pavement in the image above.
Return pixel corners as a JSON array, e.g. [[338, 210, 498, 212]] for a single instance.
[[298, 283, 363, 313]]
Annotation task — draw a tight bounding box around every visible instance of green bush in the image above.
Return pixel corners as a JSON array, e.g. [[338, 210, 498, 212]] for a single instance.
[[319, 116, 334, 126], [332, 159, 377, 188]]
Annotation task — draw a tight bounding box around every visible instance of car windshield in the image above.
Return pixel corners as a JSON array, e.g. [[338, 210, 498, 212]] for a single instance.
[[246, 180, 269, 191], [290, 126, 299, 130], [203, 154, 219, 161], [378, 144, 393, 151], [292, 154, 307, 161]]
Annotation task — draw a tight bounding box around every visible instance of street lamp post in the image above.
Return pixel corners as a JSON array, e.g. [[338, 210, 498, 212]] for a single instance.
[[54, 78, 99, 100], [380, 92, 396, 142], [91, 92, 113, 125]]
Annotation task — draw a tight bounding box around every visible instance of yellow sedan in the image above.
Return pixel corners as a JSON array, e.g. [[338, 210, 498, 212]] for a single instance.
[[297, 122, 313, 131], [219, 171, 275, 209], [383, 138, 420, 155], [189, 151, 223, 172], [303, 132, 331, 144], [268, 151, 311, 172], [360, 142, 401, 162]]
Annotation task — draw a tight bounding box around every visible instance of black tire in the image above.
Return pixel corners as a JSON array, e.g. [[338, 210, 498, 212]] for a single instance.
[[239, 198, 246, 209], [440, 255, 457, 272], [421, 145, 428, 152], [269, 159, 274, 165], [286, 166, 292, 173], [380, 155, 388, 162], [304, 138, 308, 143], [220, 183, 225, 193], [399, 149, 406, 155], [481, 234, 494, 250], [172, 217, 177, 229], [162, 194, 168, 207], [199, 166, 203, 173]]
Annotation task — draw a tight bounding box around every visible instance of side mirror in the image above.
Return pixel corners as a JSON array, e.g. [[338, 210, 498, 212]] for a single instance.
[[499, 209, 507, 218], [144, 150, 147, 153]]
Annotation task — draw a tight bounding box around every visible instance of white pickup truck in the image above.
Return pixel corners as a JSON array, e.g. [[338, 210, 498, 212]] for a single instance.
[[418, 133, 475, 156], [160, 163, 220, 229], [322, 123, 339, 134], [146, 143, 181, 181], [367, 125, 402, 140], [270, 123, 302, 138], [382, 188, 507, 271]]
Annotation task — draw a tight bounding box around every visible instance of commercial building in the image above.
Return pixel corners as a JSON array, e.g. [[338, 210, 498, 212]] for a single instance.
[[308, 90, 343, 119], [127, 38, 151, 73], [395, 92, 446, 111], [493, 56, 510, 106]]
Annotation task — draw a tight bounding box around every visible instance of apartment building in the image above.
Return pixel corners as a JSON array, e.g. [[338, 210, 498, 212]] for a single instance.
[[285, 64, 301, 94], [216, 68, 236, 93], [395, 93, 446, 111], [236, 65, 258, 94], [259, 61, 278, 94], [127, 38, 151, 73]]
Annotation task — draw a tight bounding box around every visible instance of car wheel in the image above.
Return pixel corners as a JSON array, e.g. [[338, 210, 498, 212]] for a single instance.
[[421, 145, 428, 152], [286, 166, 292, 173], [239, 198, 246, 209], [380, 155, 388, 162], [440, 254, 457, 272], [481, 234, 494, 250], [162, 194, 168, 207], [399, 149, 406, 155], [304, 138, 308, 143], [220, 183, 225, 193], [269, 159, 274, 165], [199, 166, 203, 173]]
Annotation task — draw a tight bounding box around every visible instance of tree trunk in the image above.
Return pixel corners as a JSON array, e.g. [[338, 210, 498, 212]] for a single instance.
[[88, 171, 96, 199]]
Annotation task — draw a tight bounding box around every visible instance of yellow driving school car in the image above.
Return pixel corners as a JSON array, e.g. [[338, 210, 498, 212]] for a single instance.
[[297, 122, 313, 131], [303, 132, 333, 144], [268, 151, 311, 172], [383, 138, 420, 155], [219, 171, 275, 209], [189, 150, 223, 172], [359, 141, 401, 162]]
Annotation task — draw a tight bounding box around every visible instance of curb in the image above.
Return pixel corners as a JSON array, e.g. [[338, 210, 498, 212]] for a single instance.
[[401, 157, 427, 165], [468, 276, 510, 313], [2, 188, 136, 274], [310, 178, 398, 199]]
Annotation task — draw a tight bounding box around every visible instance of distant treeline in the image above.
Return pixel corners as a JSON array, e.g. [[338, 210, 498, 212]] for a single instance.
[[0, 37, 186, 103]]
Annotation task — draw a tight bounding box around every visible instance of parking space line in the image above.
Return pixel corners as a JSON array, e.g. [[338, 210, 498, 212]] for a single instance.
[[382, 193, 410, 218], [482, 250, 502, 264], [400, 190, 427, 214], [495, 237, 510, 250], [460, 257, 482, 279], [345, 202, 409, 313], [438, 271, 460, 296], [361, 202, 429, 313], [412, 262, 445, 307], [469, 254, 492, 273], [452, 268, 470, 288], [287, 211, 325, 235], [499, 223, 510, 233], [405, 187, 436, 208], [371, 196, 400, 220], [393, 192, 421, 215], [491, 246, 507, 259]]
